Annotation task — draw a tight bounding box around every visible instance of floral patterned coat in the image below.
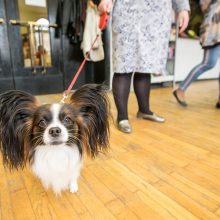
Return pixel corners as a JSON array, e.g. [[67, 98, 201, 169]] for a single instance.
[[112, 0, 190, 75]]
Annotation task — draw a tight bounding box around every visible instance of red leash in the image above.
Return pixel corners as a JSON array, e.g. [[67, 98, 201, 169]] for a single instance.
[[61, 12, 110, 103]]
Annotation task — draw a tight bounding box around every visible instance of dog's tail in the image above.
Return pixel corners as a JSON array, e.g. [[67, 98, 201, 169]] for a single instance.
[[70, 84, 110, 157], [0, 90, 38, 169]]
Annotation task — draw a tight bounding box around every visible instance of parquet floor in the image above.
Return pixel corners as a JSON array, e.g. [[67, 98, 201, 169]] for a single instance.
[[1, 80, 220, 220]]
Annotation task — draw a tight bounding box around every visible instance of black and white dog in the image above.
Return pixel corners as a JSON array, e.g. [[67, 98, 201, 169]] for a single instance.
[[0, 84, 109, 194]]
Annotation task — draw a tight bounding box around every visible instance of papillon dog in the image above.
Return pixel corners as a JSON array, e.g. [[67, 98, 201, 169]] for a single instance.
[[0, 84, 109, 194]]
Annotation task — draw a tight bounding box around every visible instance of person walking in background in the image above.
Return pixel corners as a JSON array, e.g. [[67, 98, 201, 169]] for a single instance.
[[173, 0, 220, 108], [218, 73, 220, 108], [99, 0, 190, 133]]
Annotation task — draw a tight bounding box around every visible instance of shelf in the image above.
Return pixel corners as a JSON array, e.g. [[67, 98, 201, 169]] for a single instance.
[[151, 75, 174, 83]]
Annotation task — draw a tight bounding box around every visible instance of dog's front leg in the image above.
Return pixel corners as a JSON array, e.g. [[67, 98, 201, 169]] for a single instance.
[[69, 163, 82, 193], [70, 178, 79, 193]]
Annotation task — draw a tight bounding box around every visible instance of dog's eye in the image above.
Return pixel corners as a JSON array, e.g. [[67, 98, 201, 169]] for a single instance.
[[63, 116, 72, 125], [38, 119, 47, 128]]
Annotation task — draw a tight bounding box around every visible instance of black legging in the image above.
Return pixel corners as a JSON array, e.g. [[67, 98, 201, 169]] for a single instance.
[[112, 72, 153, 122]]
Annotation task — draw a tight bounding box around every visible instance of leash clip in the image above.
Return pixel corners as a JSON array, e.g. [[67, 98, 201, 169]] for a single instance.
[[60, 92, 68, 104]]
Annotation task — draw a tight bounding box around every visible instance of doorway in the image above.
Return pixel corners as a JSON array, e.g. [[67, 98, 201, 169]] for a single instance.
[[2, 0, 63, 94]]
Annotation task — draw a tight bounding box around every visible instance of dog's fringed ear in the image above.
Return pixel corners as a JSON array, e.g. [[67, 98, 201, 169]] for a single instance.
[[70, 84, 110, 157], [0, 90, 39, 169]]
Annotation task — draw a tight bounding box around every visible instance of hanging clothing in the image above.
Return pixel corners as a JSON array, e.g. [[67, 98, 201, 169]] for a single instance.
[[56, 0, 87, 44], [112, 0, 190, 75], [56, 0, 101, 44], [81, 1, 104, 62]]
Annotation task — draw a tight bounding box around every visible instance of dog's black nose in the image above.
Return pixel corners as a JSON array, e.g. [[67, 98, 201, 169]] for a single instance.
[[49, 127, 61, 137]]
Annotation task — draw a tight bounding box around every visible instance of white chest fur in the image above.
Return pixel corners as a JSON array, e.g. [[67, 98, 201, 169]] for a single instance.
[[31, 144, 82, 194]]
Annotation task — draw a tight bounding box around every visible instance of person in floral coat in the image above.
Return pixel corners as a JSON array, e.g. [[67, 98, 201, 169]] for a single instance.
[[99, 0, 190, 133]]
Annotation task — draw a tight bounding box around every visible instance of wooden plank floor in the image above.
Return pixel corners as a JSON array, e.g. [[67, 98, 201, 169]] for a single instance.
[[1, 80, 220, 220]]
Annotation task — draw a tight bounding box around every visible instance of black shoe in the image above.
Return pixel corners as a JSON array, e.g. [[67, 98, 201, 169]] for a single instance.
[[173, 90, 188, 107], [216, 102, 220, 108]]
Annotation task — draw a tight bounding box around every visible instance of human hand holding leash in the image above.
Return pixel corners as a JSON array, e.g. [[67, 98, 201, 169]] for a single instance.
[[98, 0, 112, 14]]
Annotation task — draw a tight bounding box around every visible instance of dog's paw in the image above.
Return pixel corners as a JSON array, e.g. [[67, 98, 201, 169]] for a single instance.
[[70, 181, 78, 193]]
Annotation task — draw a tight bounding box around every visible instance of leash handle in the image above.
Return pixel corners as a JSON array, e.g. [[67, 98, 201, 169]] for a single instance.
[[99, 12, 110, 30]]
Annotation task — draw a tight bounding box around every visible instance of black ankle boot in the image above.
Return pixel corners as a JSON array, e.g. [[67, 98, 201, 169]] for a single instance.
[[216, 102, 220, 108]]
